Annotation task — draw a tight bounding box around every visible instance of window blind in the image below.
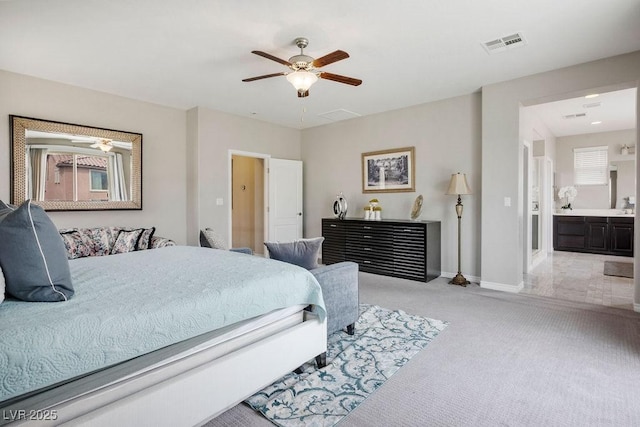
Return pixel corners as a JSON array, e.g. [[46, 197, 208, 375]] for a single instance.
[[574, 146, 608, 185]]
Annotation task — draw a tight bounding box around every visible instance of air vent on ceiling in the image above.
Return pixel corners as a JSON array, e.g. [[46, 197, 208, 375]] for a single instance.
[[482, 32, 527, 54], [562, 113, 587, 119], [318, 109, 361, 122]]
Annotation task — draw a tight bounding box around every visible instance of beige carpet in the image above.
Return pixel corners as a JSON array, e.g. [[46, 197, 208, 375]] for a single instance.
[[206, 273, 640, 427], [603, 260, 634, 278]]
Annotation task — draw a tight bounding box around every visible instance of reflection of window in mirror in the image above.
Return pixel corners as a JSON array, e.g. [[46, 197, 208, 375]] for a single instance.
[[29, 148, 127, 202], [11, 115, 142, 211]]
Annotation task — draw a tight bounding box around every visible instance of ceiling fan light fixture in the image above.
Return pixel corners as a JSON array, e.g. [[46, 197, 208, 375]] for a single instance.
[[286, 70, 318, 94], [96, 139, 113, 152]]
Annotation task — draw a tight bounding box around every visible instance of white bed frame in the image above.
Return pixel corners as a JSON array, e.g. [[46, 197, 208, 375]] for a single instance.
[[8, 311, 326, 427]]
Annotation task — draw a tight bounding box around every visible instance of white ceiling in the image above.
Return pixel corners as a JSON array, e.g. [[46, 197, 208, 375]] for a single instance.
[[0, 0, 639, 130], [528, 88, 637, 137]]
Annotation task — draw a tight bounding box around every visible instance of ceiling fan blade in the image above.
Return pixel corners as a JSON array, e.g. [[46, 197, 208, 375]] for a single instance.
[[251, 51, 292, 66], [319, 72, 362, 86], [312, 50, 349, 68], [242, 72, 286, 82]]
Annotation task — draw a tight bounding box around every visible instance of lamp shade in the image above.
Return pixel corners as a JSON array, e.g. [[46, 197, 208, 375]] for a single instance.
[[286, 70, 318, 92], [446, 173, 471, 195]]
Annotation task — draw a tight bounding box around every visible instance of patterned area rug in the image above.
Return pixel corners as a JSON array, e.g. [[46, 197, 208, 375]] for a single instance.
[[603, 261, 633, 278], [245, 304, 448, 427]]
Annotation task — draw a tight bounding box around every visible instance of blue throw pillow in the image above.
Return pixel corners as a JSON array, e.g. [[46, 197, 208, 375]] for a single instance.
[[0, 200, 74, 302], [264, 237, 324, 270]]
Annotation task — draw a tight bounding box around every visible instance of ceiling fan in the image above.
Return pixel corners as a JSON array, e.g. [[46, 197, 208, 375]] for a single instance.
[[89, 139, 113, 152], [242, 37, 362, 98]]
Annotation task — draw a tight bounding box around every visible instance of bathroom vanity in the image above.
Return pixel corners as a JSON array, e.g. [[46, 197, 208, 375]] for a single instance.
[[553, 210, 634, 257]]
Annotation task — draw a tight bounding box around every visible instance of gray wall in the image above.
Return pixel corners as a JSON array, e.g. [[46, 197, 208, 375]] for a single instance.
[[482, 50, 640, 293], [0, 70, 188, 243], [301, 93, 482, 279], [185, 106, 301, 246], [555, 130, 636, 209]]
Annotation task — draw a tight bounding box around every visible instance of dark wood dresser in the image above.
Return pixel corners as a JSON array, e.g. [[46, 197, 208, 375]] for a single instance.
[[321, 218, 441, 282]]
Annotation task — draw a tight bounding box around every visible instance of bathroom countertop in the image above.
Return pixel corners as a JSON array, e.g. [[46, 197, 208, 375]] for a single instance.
[[553, 209, 635, 217]]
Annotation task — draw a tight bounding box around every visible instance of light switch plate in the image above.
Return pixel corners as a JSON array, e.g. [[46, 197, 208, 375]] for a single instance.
[[216, 198, 223, 206], [504, 197, 511, 207]]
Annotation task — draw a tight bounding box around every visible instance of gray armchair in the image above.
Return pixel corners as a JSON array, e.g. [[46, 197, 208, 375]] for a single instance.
[[199, 229, 253, 255], [310, 261, 359, 336], [263, 239, 360, 334]]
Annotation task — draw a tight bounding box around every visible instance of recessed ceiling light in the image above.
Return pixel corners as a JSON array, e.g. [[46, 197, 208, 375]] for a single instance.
[[585, 94, 600, 99], [591, 121, 602, 125]]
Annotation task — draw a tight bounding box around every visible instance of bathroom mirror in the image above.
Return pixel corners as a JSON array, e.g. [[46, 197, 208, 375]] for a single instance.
[[10, 115, 142, 211]]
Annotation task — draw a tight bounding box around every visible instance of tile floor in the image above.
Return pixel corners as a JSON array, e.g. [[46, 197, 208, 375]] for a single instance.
[[521, 250, 635, 311]]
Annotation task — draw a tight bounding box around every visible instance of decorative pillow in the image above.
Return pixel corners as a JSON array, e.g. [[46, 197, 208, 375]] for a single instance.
[[200, 228, 228, 250], [0, 200, 74, 302], [0, 266, 5, 305], [137, 227, 156, 250], [111, 229, 144, 254], [60, 230, 92, 259], [264, 237, 325, 270]]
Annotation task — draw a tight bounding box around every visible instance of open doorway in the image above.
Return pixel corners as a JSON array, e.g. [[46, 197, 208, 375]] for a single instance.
[[231, 154, 265, 255], [521, 86, 637, 310]]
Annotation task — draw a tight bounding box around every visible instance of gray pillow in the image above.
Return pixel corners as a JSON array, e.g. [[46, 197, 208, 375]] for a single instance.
[[200, 228, 228, 250], [0, 200, 74, 302], [264, 237, 325, 270]]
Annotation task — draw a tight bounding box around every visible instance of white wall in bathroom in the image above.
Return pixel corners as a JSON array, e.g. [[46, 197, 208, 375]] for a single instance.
[[555, 129, 636, 209]]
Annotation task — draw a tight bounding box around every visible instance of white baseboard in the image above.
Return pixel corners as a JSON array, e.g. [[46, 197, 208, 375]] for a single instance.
[[440, 271, 481, 283], [480, 280, 524, 293]]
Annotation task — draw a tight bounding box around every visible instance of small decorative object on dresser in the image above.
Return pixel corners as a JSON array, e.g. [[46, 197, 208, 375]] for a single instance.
[[333, 192, 348, 219], [410, 194, 424, 220]]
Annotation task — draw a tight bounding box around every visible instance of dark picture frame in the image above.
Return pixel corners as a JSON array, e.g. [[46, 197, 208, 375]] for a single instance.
[[362, 146, 415, 193]]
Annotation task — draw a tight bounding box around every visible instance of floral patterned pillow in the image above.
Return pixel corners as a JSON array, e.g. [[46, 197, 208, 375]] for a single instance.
[[137, 227, 156, 250], [60, 230, 92, 259], [111, 229, 144, 255]]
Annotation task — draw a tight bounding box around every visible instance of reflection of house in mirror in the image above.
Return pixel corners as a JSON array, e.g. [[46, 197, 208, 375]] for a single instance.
[[45, 154, 109, 201], [25, 129, 132, 203]]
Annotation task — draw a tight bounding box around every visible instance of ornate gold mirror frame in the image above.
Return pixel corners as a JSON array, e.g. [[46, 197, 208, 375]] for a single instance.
[[10, 115, 142, 211]]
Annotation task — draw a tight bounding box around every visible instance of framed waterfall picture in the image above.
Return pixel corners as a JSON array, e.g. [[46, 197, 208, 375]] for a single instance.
[[362, 146, 415, 193]]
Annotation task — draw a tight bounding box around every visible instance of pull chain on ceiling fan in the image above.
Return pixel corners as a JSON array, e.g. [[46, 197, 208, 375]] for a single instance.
[[242, 37, 362, 98]]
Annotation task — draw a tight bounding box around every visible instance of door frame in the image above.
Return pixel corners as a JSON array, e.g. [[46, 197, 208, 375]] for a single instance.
[[228, 150, 270, 250]]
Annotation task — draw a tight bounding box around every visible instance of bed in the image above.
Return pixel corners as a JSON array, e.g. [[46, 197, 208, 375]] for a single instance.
[[0, 246, 327, 426]]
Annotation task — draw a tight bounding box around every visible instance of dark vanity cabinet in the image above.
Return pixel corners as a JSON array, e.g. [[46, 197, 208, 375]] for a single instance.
[[610, 218, 634, 256], [322, 218, 441, 282], [554, 216, 633, 256], [586, 218, 609, 252]]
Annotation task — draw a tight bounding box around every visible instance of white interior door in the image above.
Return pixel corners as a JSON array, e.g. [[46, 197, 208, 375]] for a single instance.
[[268, 158, 303, 242]]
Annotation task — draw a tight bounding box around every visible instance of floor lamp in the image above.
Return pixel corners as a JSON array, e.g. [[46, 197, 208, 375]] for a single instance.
[[446, 173, 472, 286]]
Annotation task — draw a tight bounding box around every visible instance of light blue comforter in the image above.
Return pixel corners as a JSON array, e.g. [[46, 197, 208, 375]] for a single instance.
[[0, 246, 325, 403]]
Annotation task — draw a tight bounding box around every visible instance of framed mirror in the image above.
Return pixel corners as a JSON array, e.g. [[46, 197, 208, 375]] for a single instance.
[[10, 115, 142, 211]]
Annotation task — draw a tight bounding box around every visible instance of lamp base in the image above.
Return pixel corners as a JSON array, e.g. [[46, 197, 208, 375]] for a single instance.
[[449, 273, 470, 287]]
